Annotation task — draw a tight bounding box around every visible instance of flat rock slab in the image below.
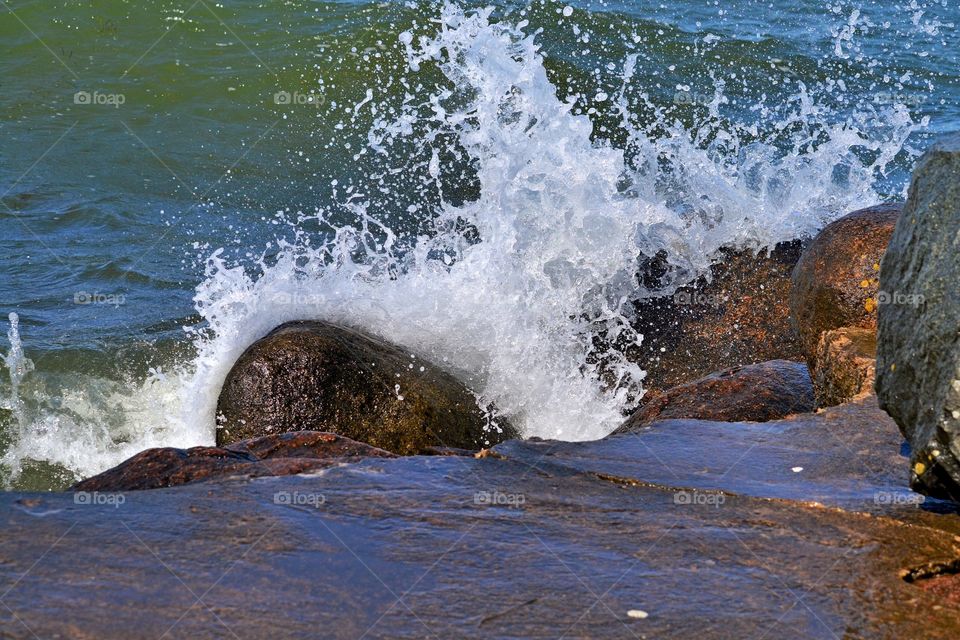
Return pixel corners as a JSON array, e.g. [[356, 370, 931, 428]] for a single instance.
[[3, 403, 960, 638], [2, 458, 960, 639], [502, 396, 909, 510]]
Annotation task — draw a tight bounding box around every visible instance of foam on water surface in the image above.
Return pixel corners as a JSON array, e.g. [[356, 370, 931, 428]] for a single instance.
[[0, 3, 925, 487]]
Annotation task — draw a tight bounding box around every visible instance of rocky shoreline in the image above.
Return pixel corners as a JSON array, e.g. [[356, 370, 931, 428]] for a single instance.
[[1, 135, 959, 637]]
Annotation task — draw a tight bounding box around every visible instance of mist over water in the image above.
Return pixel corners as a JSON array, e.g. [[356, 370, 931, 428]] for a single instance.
[[0, 0, 955, 489]]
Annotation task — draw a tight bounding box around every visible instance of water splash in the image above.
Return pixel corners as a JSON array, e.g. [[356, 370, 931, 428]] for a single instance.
[[1, 2, 925, 486], [3, 313, 34, 445], [176, 3, 920, 443]]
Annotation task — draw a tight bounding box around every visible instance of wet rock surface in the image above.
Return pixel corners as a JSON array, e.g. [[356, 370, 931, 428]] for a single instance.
[[4, 402, 960, 639], [216, 320, 516, 454], [615, 360, 813, 433], [72, 431, 395, 492], [630, 241, 806, 395], [516, 395, 911, 507], [790, 202, 901, 369], [876, 133, 960, 502], [813, 327, 877, 408]]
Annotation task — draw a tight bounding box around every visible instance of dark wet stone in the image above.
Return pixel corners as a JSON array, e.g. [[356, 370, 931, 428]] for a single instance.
[[876, 133, 960, 502], [5, 399, 960, 639], [523, 395, 912, 507], [629, 241, 806, 395], [614, 360, 813, 433], [790, 202, 901, 369], [71, 431, 395, 491], [216, 320, 516, 454], [813, 327, 877, 408]]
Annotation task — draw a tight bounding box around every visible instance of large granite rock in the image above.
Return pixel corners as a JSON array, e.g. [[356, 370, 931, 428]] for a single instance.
[[614, 360, 813, 433], [72, 431, 395, 491], [876, 134, 960, 501], [790, 203, 901, 369], [216, 321, 516, 454], [630, 241, 806, 394]]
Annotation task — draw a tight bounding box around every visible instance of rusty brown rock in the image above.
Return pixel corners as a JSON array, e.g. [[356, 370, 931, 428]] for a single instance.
[[914, 573, 960, 605], [71, 431, 395, 491], [216, 320, 517, 454], [629, 241, 806, 395], [790, 203, 901, 369], [812, 327, 877, 408], [614, 360, 813, 433]]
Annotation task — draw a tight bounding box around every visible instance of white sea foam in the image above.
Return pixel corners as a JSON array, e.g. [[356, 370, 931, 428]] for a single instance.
[[1, 3, 922, 485]]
